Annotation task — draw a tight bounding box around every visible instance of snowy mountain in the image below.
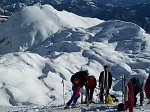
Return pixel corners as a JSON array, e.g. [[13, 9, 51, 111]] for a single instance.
[[0, 4, 150, 112], [98, 0, 150, 7], [93, 4, 150, 33], [1, 0, 150, 34], [0, 5, 102, 54], [2, 0, 150, 16]]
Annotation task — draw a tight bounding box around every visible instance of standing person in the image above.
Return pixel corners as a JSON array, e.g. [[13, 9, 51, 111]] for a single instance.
[[64, 70, 89, 109], [84, 75, 97, 104], [117, 80, 134, 112], [145, 73, 150, 100], [99, 65, 112, 102], [130, 77, 144, 106], [125, 81, 134, 112]]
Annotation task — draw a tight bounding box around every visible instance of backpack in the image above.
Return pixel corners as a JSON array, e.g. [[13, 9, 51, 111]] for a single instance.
[[105, 95, 114, 104], [130, 78, 143, 90], [71, 74, 79, 84], [136, 79, 143, 89], [85, 75, 96, 88], [110, 95, 119, 102], [70, 71, 88, 86], [117, 103, 125, 111]]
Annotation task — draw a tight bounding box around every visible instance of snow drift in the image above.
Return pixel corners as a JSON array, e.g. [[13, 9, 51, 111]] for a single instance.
[[0, 5, 102, 54]]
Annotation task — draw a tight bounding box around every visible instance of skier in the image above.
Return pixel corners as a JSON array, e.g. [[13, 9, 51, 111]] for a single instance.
[[99, 65, 112, 102], [130, 77, 144, 106], [84, 75, 97, 104], [64, 70, 89, 109], [145, 73, 150, 100]]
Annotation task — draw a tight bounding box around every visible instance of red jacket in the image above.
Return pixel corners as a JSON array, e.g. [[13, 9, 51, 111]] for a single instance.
[[85, 75, 97, 88], [72, 84, 81, 97], [145, 73, 150, 100]]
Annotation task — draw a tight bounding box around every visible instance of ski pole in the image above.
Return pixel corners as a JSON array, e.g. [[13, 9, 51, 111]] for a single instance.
[[122, 75, 125, 102], [124, 75, 125, 102], [123, 75, 127, 112], [122, 75, 124, 102], [81, 87, 84, 104], [61, 79, 65, 105]]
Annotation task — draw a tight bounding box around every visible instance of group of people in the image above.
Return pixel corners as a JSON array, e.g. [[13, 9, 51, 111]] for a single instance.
[[120, 77, 144, 112], [64, 65, 149, 112], [64, 65, 113, 109], [124, 73, 150, 112]]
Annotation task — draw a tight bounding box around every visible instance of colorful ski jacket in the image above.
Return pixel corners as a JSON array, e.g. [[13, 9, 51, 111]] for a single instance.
[[85, 75, 97, 88], [72, 84, 81, 97]]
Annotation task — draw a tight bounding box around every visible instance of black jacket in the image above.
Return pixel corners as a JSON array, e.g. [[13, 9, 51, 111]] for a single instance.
[[99, 71, 112, 89]]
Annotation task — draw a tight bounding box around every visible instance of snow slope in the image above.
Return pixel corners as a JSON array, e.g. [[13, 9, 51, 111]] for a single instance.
[[0, 4, 150, 112], [0, 5, 102, 54]]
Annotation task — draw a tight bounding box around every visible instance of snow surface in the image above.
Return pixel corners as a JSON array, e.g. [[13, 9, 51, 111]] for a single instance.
[[0, 4, 150, 112]]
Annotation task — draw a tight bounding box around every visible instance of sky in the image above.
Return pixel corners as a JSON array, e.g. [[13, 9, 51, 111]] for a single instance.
[[0, 4, 150, 111]]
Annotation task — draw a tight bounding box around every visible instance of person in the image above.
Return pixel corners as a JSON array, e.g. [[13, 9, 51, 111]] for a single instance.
[[99, 65, 112, 102], [84, 75, 97, 104], [64, 70, 89, 109], [125, 80, 134, 112], [64, 78, 81, 109], [130, 77, 144, 106], [145, 73, 150, 100]]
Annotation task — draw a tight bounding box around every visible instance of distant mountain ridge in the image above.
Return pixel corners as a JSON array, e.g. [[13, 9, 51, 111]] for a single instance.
[[93, 4, 150, 33], [1, 0, 150, 33], [99, 0, 150, 7]]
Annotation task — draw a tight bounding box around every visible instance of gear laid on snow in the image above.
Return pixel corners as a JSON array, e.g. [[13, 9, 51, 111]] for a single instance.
[[105, 94, 114, 104]]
